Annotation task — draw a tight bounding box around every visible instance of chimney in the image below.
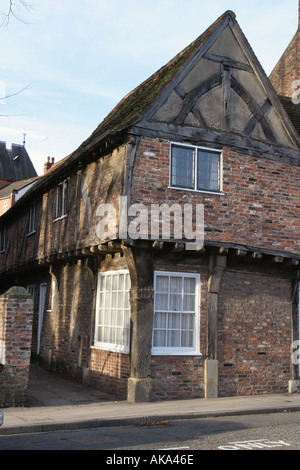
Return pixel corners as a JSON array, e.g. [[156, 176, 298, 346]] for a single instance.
[[269, 1, 300, 97], [44, 156, 55, 173]]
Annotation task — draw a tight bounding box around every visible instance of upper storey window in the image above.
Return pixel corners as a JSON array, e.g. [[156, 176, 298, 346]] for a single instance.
[[170, 143, 222, 193], [55, 179, 69, 220]]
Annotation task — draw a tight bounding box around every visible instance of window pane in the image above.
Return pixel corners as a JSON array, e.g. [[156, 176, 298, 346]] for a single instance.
[[181, 330, 193, 347], [154, 312, 167, 329], [119, 274, 124, 290], [56, 185, 63, 217], [169, 294, 182, 311], [181, 314, 194, 330], [156, 293, 168, 310], [112, 274, 118, 291], [170, 276, 182, 293], [167, 330, 180, 347], [184, 277, 195, 293], [168, 313, 180, 329], [153, 330, 166, 347], [197, 150, 220, 191], [63, 181, 68, 215], [124, 291, 130, 308], [156, 275, 168, 293], [183, 294, 195, 311], [171, 146, 194, 189]]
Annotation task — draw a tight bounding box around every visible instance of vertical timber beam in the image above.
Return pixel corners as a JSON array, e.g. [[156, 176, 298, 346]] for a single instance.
[[205, 255, 226, 398], [123, 244, 154, 403], [289, 271, 300, 393]]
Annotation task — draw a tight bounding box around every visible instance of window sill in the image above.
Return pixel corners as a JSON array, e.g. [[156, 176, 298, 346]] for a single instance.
[[169, 186, 224, 196], [151, 350, 202, 356], [91, 345, 129, 355], [53, 214, 68, 222]]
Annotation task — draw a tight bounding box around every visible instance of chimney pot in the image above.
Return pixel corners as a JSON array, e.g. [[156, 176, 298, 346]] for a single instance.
[[44, 156, 55, 173]]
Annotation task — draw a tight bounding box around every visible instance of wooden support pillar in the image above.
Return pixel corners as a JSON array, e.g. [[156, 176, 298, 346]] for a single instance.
[[289, 271, 300, 393], [205, 255, 226, 398], [122, 244, 154, 403]]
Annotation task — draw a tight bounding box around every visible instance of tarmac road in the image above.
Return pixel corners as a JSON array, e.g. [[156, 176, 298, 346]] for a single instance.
[[0, 411, 299, 451]]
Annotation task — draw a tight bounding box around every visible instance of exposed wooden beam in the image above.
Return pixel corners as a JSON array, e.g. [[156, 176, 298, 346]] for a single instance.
[[174, 242, 185, 251], [153, 240, 164, 250], [234, 249, 247, 257], [203, 52, 253, 73]]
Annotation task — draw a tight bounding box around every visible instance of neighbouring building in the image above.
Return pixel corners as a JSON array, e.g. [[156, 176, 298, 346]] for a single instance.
[[0, 9, 299, 403], [0, 142, 37, 190]]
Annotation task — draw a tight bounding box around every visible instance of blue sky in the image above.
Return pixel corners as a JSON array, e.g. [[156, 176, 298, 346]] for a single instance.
[[0, 0, 298, 175]]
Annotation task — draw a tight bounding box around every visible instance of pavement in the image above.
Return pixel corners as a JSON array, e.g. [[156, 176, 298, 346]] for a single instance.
[[1, 364, 300, 436]]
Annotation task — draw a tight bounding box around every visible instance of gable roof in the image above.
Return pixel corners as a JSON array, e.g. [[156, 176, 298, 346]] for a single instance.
[[76, 10, 238, 153], [0, 176, 40, 199], [75, 9, 300, 155], [0, 142, 37, 182]]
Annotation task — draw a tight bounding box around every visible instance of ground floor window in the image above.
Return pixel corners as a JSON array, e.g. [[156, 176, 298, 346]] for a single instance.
[[94, 270, 131, 353], [152, 271, 200, 355]]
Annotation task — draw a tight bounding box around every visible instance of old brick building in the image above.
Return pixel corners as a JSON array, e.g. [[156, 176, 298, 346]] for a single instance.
[[0, 10, 299, 402]]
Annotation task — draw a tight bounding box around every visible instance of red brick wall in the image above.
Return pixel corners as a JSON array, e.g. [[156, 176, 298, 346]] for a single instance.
[[0, 287, 33, 407], [89, 349, 129, 399], [270, 29, 300, 98], [131, 137, 300, 255], [40, 263, 93, 382], [218, 270, 291, 396]]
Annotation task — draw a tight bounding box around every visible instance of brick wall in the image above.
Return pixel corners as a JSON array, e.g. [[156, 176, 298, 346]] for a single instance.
[[0, 286, 33, 407], [151, 356, 204, 400], [218, 270, 291, 396], [89, 349, 129, 398], [131, 137, 300, 255], [39, 262, 94, 382], [270, 29, 300, 98]]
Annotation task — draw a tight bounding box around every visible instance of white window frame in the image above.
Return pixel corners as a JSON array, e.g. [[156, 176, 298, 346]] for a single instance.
[[169, 142, 223, 195], [152, 271, 201, 356], [55, 179, 68, 220], [93, 270, 131, 354], [28, 202, 37, 235]]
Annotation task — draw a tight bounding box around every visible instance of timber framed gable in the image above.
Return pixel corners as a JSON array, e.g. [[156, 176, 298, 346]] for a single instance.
[[131, 12, 300, 164]]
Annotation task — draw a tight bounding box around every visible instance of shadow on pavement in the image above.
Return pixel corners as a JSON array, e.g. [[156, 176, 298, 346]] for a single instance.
[[27, 363, 118, 407]]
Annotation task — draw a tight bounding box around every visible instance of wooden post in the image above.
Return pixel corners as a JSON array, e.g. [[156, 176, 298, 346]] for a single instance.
[[123, 244, 154, 403], [289, 270, 300, 393], [205, 255, 226, 398]]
